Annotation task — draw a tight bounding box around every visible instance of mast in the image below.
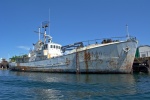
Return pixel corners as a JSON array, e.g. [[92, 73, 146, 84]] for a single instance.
[[49, 8, 50, 35], [42, 21, 49, 44], [38, 27, 40, 41], [44, 28, 46, 44], [34, 27, 43, 41], [126, 24, 130, 39]]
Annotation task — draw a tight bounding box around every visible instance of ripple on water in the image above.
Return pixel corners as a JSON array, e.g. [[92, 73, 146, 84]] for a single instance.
[[1, 70, 150, 99]]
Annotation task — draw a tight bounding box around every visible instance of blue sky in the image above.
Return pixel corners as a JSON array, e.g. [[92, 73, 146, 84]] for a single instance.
[[0, 0, 150, 60]]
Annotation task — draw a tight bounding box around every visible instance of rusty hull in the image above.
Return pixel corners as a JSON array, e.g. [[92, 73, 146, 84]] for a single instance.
[[10, 40, 137, 74]]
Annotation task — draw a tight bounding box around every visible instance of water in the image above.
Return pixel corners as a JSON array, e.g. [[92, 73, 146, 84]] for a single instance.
[[0, 70, 150, 100]]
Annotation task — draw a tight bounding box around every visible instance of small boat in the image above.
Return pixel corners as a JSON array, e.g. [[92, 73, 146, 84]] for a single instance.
[[9, 22, 138, 74]]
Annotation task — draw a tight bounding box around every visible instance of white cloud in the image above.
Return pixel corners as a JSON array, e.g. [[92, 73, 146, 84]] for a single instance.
[[17, 46, 30, 51]]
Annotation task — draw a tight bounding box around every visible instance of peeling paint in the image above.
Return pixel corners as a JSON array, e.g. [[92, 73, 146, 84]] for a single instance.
[[10, 40, 137, 74]]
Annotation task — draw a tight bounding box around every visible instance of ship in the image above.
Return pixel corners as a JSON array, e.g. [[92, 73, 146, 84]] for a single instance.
[[9, 22, 138, 74]]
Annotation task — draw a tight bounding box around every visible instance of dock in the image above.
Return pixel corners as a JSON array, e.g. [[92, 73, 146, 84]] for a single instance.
[[132, 57, 150, 73]]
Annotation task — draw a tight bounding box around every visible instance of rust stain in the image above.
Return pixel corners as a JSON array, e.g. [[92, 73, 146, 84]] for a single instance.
[[84, 51, 91, 61], [76, 50, 80, 74], [19, 66, 31, 71], [125, 62, 132, 71], [125, 55, 134, 71], [95, 51, 99, 60], [99, 59, 103, 64], [109, 59, 118, 69], [84, 50, 91, 73], [65, 58, 70, 66]]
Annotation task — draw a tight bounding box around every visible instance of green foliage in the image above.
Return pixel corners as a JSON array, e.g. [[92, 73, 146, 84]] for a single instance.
[[10, 54, 28, 62]]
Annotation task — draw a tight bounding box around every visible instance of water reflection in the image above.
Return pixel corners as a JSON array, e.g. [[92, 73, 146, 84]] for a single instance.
[[1, 69, 150, 99], [9, 71, 138, 99], [11, 71, 135, 83], [0, 69, 10, 76]]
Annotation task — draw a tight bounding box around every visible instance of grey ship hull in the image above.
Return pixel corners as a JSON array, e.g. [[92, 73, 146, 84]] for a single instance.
[[10, 40, 137, 74]]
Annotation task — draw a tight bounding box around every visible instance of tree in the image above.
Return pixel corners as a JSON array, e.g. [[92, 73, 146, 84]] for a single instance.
[[10, 54, 28, 62]]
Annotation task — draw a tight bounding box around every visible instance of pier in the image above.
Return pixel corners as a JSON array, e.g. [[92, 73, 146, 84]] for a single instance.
[[132, 57, 150, 73]]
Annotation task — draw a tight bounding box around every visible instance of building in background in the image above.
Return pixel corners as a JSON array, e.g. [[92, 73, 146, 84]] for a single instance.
[[136, 45, 150, 58]]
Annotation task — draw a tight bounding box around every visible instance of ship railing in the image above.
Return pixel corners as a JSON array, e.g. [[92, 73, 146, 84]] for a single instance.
[[61, 36, 136, 53], [81, 36, 136, 46]]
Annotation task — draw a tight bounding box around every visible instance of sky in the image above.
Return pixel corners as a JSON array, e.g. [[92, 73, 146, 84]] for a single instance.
[[0, 0, 150, 60]]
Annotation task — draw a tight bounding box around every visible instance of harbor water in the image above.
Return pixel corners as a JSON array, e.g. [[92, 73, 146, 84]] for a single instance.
[[0, 70, 150, 100]]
